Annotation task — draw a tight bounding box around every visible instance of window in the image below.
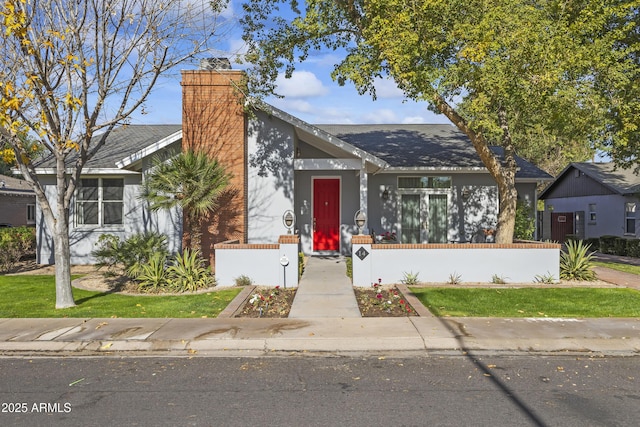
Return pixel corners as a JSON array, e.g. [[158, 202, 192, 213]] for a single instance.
[[26, 204, 36, 224], [625, 202, 636, 235], [398, 176, 452, 189], [76, 178, 124, 226], [588, 203, 597, 222]]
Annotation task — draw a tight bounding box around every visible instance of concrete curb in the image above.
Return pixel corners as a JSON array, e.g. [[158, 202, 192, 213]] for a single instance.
[[217, 285, 256, 318]]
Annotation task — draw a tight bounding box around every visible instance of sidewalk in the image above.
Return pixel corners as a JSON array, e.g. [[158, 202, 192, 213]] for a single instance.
[[0, 316, 637, 357], [0, 257, 638, 358]]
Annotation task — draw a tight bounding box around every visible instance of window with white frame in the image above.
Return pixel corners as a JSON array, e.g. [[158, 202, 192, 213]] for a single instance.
[[625, 202, 636, 235], [588, 203, 597, 222], [398, 176, 452, 189], [27, 204, 36, 224], [76, 178, 124, 226]]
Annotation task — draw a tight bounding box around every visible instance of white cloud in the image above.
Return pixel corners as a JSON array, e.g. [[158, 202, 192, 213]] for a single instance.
[[360, 108, 399, 124], [373, 78, 405, 99], [275, 71, 329, 98], [402, 116, 427, 124], [271, 98, 314, 114]]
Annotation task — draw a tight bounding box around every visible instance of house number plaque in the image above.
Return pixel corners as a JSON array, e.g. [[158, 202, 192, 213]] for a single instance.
[[355, 247, 369, 260]]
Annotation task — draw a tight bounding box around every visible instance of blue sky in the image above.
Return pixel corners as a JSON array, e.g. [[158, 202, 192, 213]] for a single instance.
[[128, 1, 452, 127]]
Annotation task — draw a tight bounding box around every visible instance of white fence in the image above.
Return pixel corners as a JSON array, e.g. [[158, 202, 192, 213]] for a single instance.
[[352, 236, 560, 286], [214, 236, 299, 287]]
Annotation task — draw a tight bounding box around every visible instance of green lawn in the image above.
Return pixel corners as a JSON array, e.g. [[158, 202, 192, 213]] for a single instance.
[[409, 287, 640, 318], [593, 261, 640, 276], [0, 275, 242, 318]]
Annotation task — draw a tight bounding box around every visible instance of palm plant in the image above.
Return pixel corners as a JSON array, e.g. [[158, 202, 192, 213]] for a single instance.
[[141, 150, 230, 254]]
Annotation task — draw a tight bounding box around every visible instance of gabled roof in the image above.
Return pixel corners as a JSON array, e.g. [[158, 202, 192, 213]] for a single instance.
[[316, 124, 552, 180], [32, 110, 552, 181], [0, 174, 34, 196], [255, 102, 388, 171], [34, 125, 182, 172], [540, 162, 640, 198]]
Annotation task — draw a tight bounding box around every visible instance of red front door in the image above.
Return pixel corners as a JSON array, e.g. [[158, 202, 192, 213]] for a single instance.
[[313, 178, 340, 251]]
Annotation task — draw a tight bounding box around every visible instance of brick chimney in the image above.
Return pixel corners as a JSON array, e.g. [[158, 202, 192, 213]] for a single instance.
[[181, 59, 247, 265]]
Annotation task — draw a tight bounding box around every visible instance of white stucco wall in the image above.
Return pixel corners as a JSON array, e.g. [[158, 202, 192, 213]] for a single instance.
[[352, 244, 560, 285], [214, 242, 299, 288], [247, 110, 295, 243]]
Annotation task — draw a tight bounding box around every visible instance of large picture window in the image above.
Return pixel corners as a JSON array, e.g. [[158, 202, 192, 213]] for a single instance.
[[76, 178, 124, 226]]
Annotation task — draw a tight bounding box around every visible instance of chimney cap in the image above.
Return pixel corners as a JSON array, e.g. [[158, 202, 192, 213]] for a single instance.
[[199, 58, 232, 70]]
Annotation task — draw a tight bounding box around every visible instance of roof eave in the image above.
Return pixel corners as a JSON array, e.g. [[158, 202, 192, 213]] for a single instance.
[[253, 100, 389, 170], [116, 130, 183, 170], [33, 168, 141, 175]]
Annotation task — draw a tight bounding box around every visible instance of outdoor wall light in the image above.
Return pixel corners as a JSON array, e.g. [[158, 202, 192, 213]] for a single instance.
[[461, 187, 471, 200], [382, 185, 392, 200], [354, 210, 366, 235], [283, 210, 296, 234]]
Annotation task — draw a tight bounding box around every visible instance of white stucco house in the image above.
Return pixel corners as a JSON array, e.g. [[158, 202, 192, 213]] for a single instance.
[[34, 62, 552, 265]]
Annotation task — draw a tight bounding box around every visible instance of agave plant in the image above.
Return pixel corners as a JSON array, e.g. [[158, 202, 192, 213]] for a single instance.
[[560, 240, 596, 281], [133, 252, 169, 292], [167, 249, 215, 292]]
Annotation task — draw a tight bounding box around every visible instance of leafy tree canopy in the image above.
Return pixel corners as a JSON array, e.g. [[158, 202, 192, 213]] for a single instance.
[[241, 0, 639, 170], [241, 0, 639, 242]]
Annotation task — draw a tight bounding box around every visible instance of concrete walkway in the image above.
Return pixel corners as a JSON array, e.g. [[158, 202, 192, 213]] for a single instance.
[[288, 256, 360, 318]]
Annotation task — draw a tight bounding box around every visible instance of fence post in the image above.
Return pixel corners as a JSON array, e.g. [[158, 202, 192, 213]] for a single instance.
[[351, 235, 373, 287]]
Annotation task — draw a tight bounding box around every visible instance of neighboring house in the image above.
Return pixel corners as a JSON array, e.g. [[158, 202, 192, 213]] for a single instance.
[[0, 174, 36, 227], [539, 162, 640, 241], [34, 61, 552, 264]]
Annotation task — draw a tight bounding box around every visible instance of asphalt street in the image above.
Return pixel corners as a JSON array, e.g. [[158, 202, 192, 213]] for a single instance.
[[1, 355, 638, 427]]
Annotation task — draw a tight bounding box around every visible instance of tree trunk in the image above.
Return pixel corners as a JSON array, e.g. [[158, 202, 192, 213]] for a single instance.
[[432, 94, 517, 243], [494, 107, 518, 244], [53, 159, 75, 309], [53, 214, 75, 308]]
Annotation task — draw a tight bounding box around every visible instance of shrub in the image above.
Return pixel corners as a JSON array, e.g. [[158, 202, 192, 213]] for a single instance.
[[514, 200, 535, 240], [560, 240, 596, 281], [234, 275, 253, 286], [0, 226, 36, 272], [583, 238, 600, 252], [626, 239, 640, 258], [167, 249, 215, 292], [93, 232, 169, 276], [92, 234, 122, 272], [613, 237, 628, 256], [599, 235, 617, 255]]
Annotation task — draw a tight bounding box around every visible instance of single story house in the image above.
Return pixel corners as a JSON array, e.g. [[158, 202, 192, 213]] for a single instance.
[[539, 162, 639, 241], [0, 174, 36, 227], [34, 62, 552, 265]]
